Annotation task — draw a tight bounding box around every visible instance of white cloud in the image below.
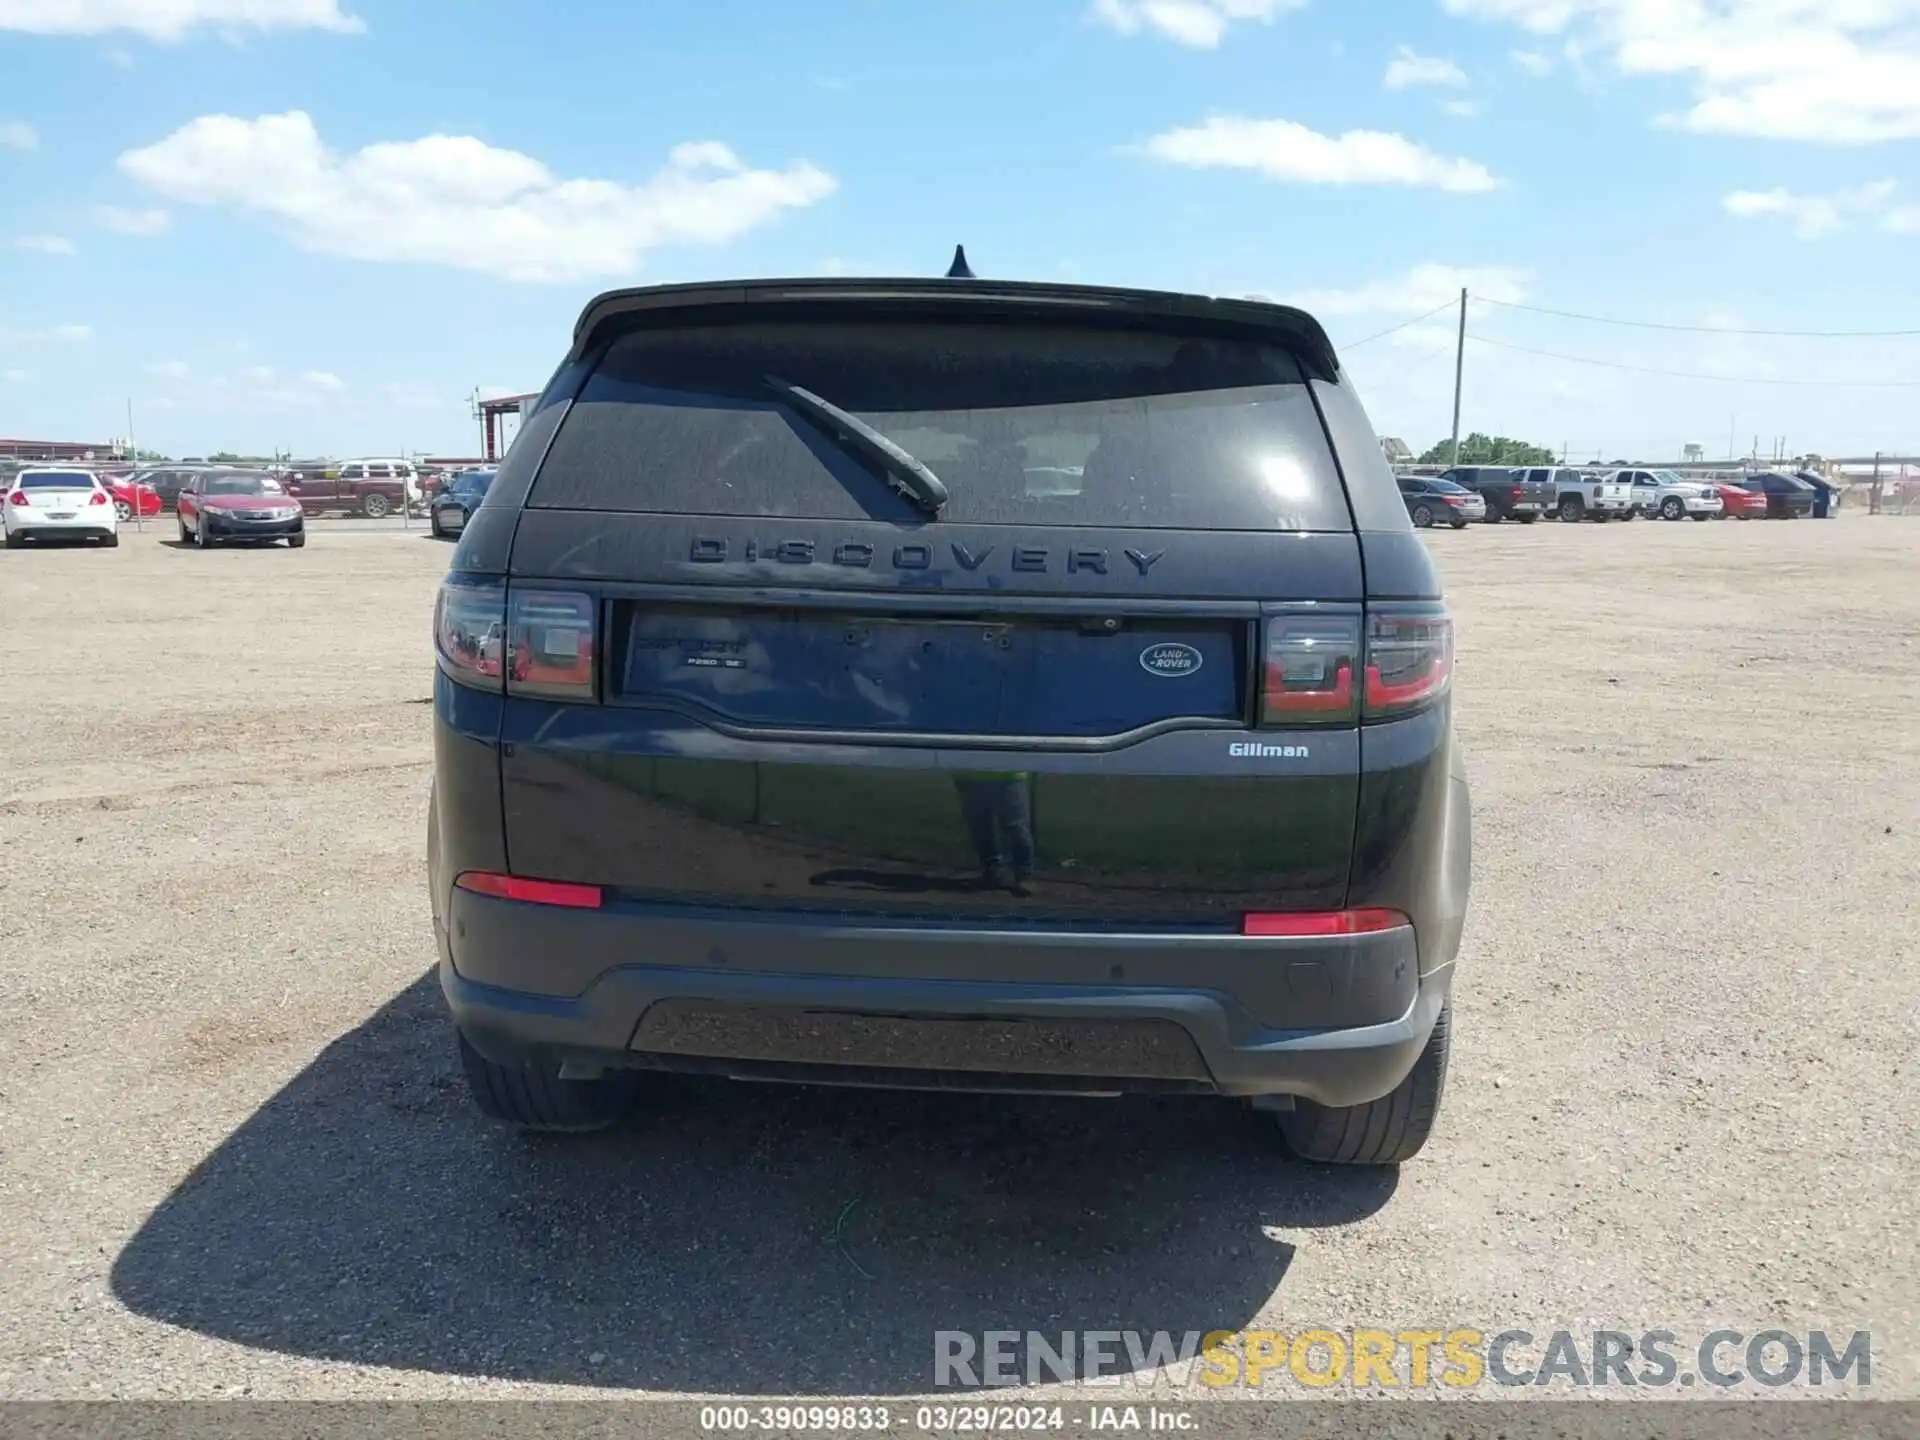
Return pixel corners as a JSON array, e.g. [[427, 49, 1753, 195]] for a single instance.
[[146, 358, 191, 378], [0, 119, 38, 149], [95, 204, 171, 234], [1447, 0, 1920, 143], [117, 111, 838, 283], [385, 381, 451, 411], [1511, 48, 1555, 75], [1089, 0, 1302, 48], [2, 367, 33, 382], [1138, 115, 1501, 191], [14, 233, 75, 254], [0, 0, 362, 40], [2, 322, 92, 344], [303, 369, 344, 391], [106, 44, 134, 65], [1442, 98, 1484, 117], [1723, 179, 1900, 238], [1385, 46, 1468, 89], [1287, 262, 1529, 315], [1884, 204, 1920, 234]]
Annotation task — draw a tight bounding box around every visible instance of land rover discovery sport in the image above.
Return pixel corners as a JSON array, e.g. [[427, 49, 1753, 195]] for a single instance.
[[427, 275, 1471, 1165]]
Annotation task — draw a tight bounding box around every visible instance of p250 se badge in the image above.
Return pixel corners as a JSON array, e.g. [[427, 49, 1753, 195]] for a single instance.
[[1139, 642, 1204, 678]]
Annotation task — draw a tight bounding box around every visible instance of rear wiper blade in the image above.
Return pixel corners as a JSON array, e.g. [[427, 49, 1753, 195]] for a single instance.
[[763, 375, 949, 516]]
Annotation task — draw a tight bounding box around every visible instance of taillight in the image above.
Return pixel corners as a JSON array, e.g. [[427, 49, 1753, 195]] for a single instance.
[[5, 492, 25, 506], [433, 578, 506, 691], [455, 871, 602, 909], [507, 588, 596, 701], [1260, 614, 1360, 726], [1364, 606, 1453, 718], [1243, 908, 1408, 937], [1510, 486, 1523, 497], [90, 491, 108, 506]]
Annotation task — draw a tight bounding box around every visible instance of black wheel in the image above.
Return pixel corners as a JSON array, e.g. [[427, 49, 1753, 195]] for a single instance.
[[1660, 496, 1685, 521], [457, 1031, 635, 1132], [196, 517, 214, 548], [361, 491, 392, 519], [1516, 513, 1539, 524], [1691, 512, 1711, 521], [178, 518, 191, 543], [1450, 519, 1469, 529], [1279, 1004, 1451, 1165], [1557, 496, 1584, 522], [1410, 503, 1435, 528], [429, 515, 443, 538], [3, 531, 22, 549], [102, 532, 120, 548], [288, 532, 306, 548]]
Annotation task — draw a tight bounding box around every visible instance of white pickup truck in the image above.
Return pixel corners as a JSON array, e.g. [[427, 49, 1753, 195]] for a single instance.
[[1534, 467, 1634, 522], [1609, 468, 1725, 521]]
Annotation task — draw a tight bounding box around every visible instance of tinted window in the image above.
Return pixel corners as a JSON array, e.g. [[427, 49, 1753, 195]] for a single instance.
[[530, 321, 1352, 531], [18, 471, 97, 488], [202, 472, 282, 496], [1428, 479, 1471, 494], [450, 471, 494, 496]]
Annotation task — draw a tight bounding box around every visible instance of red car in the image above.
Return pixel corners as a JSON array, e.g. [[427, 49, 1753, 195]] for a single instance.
[[1713, 482, 1768, 519], [106, 476, 162, 521], [176, 469, 307, 548]]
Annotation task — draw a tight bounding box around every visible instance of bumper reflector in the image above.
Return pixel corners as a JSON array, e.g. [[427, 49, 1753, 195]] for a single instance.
[[455, 871, 603, 909], [1242, 908, 1408, 938]]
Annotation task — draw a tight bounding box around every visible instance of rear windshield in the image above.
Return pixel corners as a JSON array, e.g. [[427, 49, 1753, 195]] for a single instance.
[[19, 472, 97, 489], [530, 321, 1351, 531], [451, 471, 494, 496]]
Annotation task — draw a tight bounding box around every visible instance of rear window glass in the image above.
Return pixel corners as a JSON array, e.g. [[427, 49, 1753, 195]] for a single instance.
[[19, 472, 97, 488], [530, 321, 1351, 531]]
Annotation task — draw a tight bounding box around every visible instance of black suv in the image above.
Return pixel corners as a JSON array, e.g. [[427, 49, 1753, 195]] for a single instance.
[[428, 276, 1471, 1165], [1438, 466, 1550, 522]]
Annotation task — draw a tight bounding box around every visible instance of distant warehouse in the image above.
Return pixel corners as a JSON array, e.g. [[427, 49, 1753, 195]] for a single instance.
[[1, 437, 126, 462]]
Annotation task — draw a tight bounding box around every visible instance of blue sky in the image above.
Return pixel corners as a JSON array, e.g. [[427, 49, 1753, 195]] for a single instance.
[[3, 0, 1919, 461]]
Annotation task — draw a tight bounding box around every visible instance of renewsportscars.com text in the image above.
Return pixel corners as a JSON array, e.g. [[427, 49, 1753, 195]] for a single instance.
[[933, 1328, 1871, 1390]]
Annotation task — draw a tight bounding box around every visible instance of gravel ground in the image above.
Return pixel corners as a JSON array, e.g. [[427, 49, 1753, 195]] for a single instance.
[[0, 517, 1914, 1401]]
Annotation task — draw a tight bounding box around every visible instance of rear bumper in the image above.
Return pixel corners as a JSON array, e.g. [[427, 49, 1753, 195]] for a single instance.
[[7, 520, 115, 539], [436, 894, 1450, 1106]]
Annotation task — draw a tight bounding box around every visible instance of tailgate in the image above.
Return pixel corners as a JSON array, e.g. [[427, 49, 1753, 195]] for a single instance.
[[497, 313, 1370, 926]]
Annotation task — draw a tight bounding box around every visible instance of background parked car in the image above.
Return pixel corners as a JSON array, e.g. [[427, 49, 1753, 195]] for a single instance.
[[428, 468, 496, 539], [1397, 475, 1486, 528], [4, 468, 119, 548], [1792, 471, 1841, 517], [1543, 468, 1634, 522], [1438, 465, 1549, 522], [1739, 472, 1815, 518], [1713, 481, 1769, 519], [279, 458, 417, 518], [177, 470, 307, 548], [1611, 468, 1724, 521], [105, 475, 162, 521]]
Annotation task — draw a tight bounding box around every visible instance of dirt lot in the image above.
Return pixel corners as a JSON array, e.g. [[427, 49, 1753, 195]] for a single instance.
[[0, 517, 1915, 1399]]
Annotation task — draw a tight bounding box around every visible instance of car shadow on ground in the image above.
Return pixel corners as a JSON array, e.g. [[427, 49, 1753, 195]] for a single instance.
[[111, 972, 1396, 1394]]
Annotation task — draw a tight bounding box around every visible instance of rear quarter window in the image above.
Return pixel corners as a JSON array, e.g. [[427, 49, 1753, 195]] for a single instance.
[[529, 320, 1354, 531]]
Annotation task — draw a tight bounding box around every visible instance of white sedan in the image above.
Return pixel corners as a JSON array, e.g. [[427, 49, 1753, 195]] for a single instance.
[[3, 469, 120, 548]]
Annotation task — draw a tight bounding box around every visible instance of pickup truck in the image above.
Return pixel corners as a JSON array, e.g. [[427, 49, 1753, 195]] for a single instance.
[[1610, 468, 1724, 521], [1437, 465, 1551, 522], [279, 458, 419, 518], [1538, 468, 1634, 522]]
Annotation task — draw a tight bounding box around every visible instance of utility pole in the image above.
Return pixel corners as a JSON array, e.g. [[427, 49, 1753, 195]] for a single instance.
[[1728, 415, 1736, 461], [1871, 451, 1883, 515], [1448, 287, 1467, 467]]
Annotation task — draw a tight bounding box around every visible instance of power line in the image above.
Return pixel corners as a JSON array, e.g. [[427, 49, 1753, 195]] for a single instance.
[[1342, 301, 1458, 351], [1473, 296, 1920, 339], [1466, 333, 1920, 388]]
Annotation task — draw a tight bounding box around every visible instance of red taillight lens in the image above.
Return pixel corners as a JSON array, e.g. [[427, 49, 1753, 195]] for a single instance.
[[1510, 486, 1523, 497], [455, 871, 602, 909], [90, 490, 108, 506], [1243, 908, 1408, 937], [1260, 614, 1361, 726], [5, 492, 25, 506], [433, 578, 507, 691], [1363, 607, 1453, 718], [507, 588, 596, 701]]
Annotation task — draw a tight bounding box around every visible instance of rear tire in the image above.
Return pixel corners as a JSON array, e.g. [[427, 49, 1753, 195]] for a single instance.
[[3, 530, 21, 549], [1450, 518, 1469, 529], [1517, 513, 1539, 524], [1691, 513, 1711, 521], [361, 491, 391, 519], [1279, 1003, 1451, 1166], [1411, 503, 1435, 528], [114, 500, 133, 522], [288, 533, 306, 548], [196, 518, 213, 549], [1557, 496, 1584, 522], [102, 533, 119, 548], [457, 1031, 635, 1132]]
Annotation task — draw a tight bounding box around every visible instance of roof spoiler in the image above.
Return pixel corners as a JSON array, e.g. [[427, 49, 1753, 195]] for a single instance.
[[569, 278, 1342, 381]]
